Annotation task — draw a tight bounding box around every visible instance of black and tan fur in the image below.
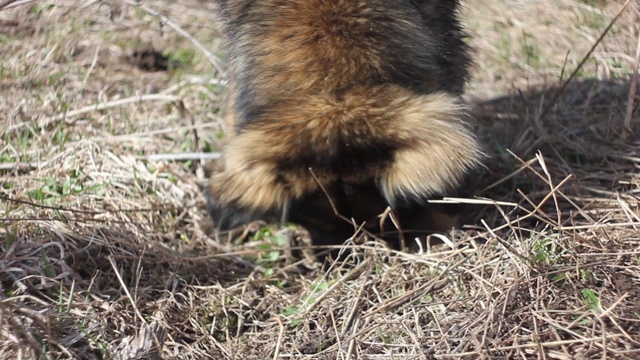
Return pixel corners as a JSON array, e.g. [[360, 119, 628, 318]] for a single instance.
[[206, 0, 484, 251]]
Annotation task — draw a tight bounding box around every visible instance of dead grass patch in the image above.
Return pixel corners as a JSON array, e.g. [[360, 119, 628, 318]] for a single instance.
[[1, 0, 639, 359]]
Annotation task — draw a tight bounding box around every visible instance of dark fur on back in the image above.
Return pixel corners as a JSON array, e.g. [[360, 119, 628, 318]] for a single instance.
[[206, 0, 483, 252]]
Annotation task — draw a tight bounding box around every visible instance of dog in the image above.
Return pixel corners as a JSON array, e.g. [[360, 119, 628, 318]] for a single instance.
[[205, 0, 483, 253]]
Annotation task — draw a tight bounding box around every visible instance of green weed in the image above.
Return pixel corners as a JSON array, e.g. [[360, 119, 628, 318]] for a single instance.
[[581, 288, 602, 313]]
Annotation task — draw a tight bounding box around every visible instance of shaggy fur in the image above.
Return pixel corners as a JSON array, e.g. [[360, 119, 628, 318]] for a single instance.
[[206, 0, 484, 251]]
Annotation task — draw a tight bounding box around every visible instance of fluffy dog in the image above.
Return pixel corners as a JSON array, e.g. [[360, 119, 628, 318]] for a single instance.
[[206, 0, 483, 251]]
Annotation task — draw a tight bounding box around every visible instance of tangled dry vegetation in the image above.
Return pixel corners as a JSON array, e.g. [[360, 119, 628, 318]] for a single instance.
[[1, 0, 639, 359]]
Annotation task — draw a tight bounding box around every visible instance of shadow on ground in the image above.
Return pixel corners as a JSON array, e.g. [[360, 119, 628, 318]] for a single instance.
[[469, 77, 638, 230]]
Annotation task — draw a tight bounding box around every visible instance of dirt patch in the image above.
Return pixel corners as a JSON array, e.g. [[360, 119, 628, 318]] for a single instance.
[[127, 44, 170, 72]]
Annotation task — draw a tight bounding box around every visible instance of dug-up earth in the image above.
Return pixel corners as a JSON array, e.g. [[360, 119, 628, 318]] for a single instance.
[[1, 0, 639, 359]]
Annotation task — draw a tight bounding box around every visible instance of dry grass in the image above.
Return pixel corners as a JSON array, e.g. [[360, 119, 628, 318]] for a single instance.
[[1, 0, 639, 359]]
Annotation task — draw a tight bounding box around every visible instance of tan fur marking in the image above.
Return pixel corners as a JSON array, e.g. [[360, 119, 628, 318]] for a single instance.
[[212, 129, 321, 212], [249, 0, 386, 95], [209, 162, 288, 212], [379, 93, 482, 204], [215, 90, 481, 211]]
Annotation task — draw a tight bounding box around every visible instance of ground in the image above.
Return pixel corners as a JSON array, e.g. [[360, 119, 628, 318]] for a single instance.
[[0, 0, 639, 359]]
